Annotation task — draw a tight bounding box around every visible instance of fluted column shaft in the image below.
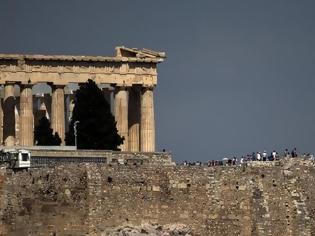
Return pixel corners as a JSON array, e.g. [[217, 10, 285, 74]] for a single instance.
[[114, 87, 128, 151], [51, 85, 65, 145], [19, 85, 33, 146], [140, 87, 155, 152], [128, 87, 140, 152], [3, 83, 15, 146]]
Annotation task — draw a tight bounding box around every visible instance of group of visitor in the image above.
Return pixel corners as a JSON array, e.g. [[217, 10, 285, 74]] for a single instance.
[[180, 148, 314, 167]]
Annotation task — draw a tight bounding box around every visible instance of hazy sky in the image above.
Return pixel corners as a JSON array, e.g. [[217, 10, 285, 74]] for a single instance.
[[1, 1, 315, 162]]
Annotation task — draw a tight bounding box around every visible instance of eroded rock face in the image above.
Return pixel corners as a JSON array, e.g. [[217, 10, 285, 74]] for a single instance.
[[1, 158, 315, 235], [101, 223, 191, 236]]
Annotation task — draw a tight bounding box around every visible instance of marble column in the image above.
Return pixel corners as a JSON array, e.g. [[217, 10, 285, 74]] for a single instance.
[[19, 84, 33, 146], [114, 86, 128, 151], [128, 87, 140, 152], [3, 83, 15, 146], [15, 97, 20, 145], [51, 85, 65, 145], [140, 87, 155, 152]]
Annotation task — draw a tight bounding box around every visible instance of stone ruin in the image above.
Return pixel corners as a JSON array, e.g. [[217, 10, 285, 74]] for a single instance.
[[0, 46, 165, 151]]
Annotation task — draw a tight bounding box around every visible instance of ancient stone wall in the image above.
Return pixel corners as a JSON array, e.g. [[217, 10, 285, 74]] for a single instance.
[[29, 150, 175, 167], [1, 158, 315, 235]]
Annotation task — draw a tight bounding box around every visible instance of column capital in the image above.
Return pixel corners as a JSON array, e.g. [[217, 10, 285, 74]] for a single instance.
[[4, 81, 16, 86], [112, 82, 133, 89], [48, 83, 65, 90], [141, 85, 155, 91], [114, 85, 129, 92], [101, 87, 114, 91], [19, 84, 33, 89]]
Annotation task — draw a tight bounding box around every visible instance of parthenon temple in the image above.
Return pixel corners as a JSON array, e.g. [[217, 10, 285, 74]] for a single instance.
[[0, 46, 166, 152]]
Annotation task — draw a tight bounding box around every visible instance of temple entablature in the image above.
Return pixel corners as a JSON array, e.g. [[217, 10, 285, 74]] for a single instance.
[[0, 46, 166, 86]]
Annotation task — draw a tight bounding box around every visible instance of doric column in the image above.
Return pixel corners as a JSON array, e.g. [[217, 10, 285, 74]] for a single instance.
[[128, 87, 140, 152], [19, 84, 33, 146], [51, 85, 65, 145], [15, 97, 20, 145], [114, 86, 128, 151], [140, 87, 155, 152], [3, 83, 15, 146]]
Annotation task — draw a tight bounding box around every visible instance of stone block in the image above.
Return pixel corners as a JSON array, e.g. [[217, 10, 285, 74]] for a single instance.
[[152, 186, 160, 192], [177, 183, 187, 189], [238, 185, 246, 191]]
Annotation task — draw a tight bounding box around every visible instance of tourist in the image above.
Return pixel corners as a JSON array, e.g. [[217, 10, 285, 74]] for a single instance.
[[284, 149, 289, 158], [272, 150, 277, 161], [232, 157, 237, 165], [256, 152, 261, 161], [240, 156, 244, 165], [262, 150, 267, 161], [291, 148, 297, 158]]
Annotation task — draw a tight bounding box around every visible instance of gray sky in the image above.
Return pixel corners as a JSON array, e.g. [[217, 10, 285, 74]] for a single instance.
[[1, 0, 315, 162]]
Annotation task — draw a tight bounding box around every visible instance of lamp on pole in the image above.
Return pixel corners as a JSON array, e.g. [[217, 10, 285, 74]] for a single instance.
[[74, 121, 80, 149]]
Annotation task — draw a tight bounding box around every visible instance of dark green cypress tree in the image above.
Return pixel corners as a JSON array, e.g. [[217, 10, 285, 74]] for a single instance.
[[65, 79, 124, 150], [34, 116, 62, 146]]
